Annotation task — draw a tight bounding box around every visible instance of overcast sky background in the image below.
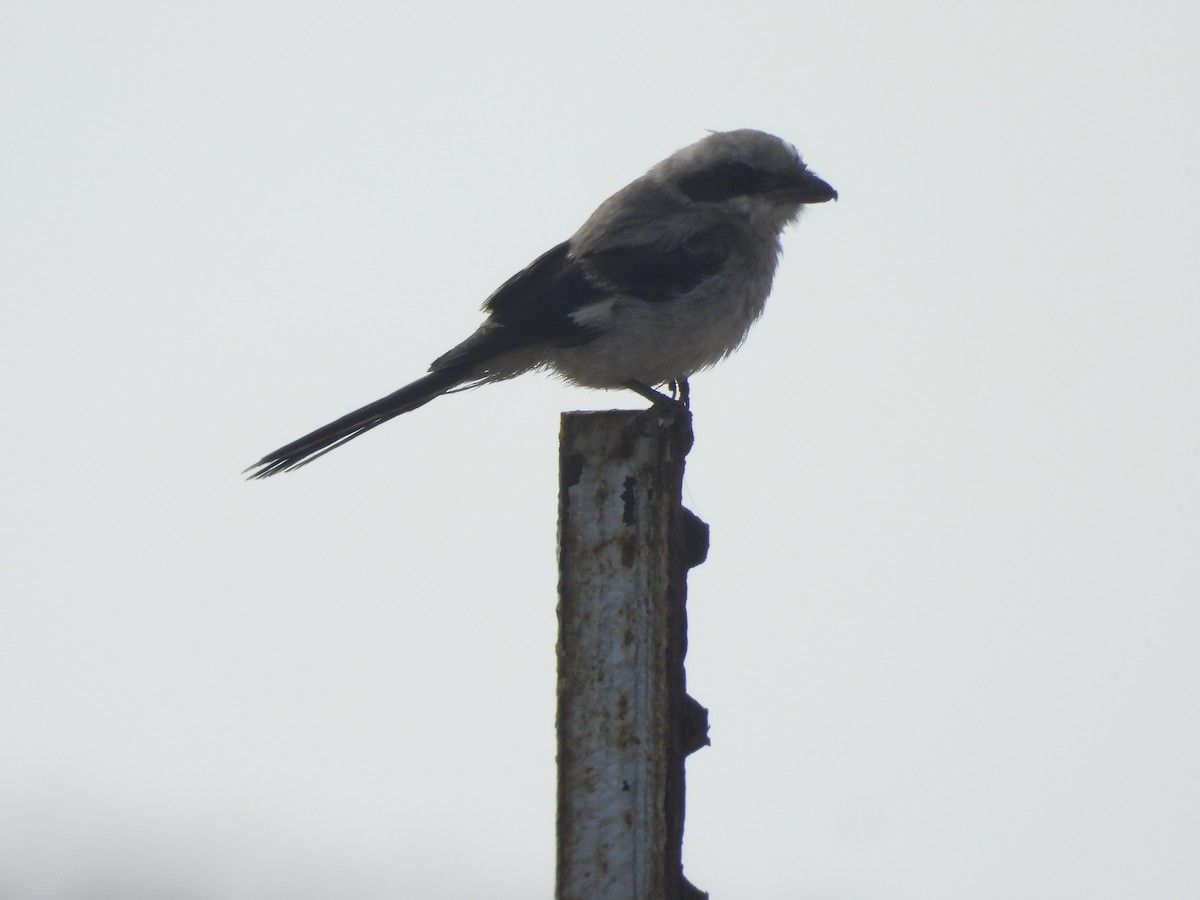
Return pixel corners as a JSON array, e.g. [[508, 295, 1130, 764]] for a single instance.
[[3, 2, 1198, 898]]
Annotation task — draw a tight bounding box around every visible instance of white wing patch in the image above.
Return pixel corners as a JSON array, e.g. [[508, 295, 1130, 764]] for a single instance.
[[569, 298, 618, 330]]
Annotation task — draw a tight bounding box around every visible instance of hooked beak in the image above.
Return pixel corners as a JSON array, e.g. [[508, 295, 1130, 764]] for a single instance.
[[782, 170, 838, 204]]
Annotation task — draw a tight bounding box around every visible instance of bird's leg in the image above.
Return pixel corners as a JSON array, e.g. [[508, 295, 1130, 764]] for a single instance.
[[624, 379, 684, 410], [665, 378, 692, 407], [677, 377, 690, 408]]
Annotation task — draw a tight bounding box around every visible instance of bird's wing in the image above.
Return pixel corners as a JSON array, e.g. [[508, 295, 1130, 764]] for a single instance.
[[435, 222, 738, 372], [481, 241, 607, 341], [430, 241, 603, 371], [577, 220, 739, 302]]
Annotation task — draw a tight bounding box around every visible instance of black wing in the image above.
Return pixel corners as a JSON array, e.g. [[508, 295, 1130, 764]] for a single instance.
[[432, 241, 605, 370], [578, 221, 738, 302], [433, 223, 738, 371]]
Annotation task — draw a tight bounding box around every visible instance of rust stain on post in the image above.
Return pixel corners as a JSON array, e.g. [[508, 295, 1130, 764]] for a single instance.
[[556, 407, 710, 900]]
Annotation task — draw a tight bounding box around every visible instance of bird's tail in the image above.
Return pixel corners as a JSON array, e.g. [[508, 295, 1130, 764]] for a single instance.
[[245, 364, 473, 478]]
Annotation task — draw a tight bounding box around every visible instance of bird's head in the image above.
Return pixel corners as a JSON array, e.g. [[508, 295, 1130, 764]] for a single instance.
[[659, 129, 837, 235]]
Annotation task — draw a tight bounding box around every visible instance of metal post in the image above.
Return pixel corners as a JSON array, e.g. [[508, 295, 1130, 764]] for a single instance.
[[556, 406, 710, 900]]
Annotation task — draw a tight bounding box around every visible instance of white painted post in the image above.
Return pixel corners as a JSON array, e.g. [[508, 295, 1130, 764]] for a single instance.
[[556, 407, 710, 900]]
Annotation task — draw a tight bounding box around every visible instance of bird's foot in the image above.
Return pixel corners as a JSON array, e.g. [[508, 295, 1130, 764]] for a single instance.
[[624, 378, 690, 410]]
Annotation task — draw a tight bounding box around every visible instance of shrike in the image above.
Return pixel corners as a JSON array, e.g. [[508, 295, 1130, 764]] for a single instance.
[[247, 129, 836, 478]]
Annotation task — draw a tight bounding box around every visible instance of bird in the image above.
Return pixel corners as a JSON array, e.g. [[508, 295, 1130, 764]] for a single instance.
[[246, 129, 836, 478]]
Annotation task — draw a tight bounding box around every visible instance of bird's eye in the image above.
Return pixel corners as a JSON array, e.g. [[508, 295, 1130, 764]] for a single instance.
[[678, 161, 771, 202]]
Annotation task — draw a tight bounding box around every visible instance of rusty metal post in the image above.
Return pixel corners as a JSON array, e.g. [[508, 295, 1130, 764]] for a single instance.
[[556, 406, 710, 900]]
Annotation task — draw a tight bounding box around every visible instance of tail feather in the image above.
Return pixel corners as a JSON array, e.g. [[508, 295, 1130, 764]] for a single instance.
[[245, 365, 472, 478]]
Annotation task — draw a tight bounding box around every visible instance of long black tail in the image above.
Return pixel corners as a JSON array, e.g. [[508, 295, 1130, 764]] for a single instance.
[[245, 364, 473, 478]]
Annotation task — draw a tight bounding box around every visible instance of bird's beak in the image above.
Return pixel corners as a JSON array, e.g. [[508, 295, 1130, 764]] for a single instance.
[[782, 170, 838, 204]]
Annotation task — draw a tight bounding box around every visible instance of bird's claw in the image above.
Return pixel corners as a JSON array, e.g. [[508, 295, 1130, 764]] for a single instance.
[[624, 378, 690, 411]]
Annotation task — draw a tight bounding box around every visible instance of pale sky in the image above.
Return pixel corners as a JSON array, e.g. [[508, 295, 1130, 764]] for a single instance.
[[2, 2, 1198, 898]]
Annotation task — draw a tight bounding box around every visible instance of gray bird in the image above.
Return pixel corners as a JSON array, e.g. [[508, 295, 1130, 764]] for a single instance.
[[247, 129, 836, 477]]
